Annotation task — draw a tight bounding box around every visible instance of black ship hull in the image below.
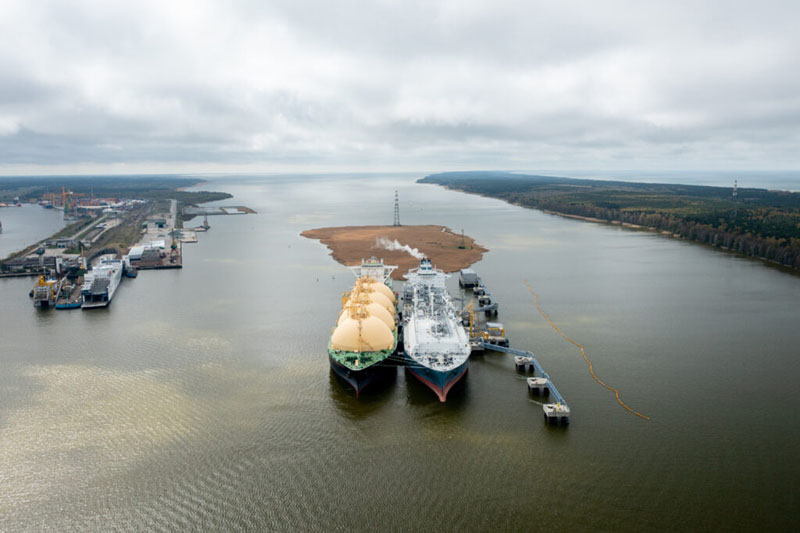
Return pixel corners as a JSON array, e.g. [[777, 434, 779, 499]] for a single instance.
[[328, 353, 390, 397]]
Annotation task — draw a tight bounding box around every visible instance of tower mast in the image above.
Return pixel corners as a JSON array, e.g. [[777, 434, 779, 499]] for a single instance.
[[393, 190, 401, 226]]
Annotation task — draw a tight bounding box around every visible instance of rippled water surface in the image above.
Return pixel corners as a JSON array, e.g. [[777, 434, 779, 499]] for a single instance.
[[1, 174, 799, 531]]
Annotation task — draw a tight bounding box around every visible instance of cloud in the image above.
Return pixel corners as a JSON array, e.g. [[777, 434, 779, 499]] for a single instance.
[[1, 0, 799, 173]]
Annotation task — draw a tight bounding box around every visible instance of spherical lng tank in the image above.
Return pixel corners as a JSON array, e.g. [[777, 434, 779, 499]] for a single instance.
[[349, 287, 394, 314], [338, 300, 395, 330], [357, 276, 396, 304], [330, 313, 395, 352]]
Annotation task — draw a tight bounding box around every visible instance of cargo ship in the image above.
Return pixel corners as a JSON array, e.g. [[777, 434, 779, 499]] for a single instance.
[[81, 257, 123, 309], [328, 257, 399, 395], [402, 258, 471, 402]]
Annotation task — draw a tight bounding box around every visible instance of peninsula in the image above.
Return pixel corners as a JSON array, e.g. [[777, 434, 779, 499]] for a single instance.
[[420, 171, 800, 270], [301, 225, 487, 279]]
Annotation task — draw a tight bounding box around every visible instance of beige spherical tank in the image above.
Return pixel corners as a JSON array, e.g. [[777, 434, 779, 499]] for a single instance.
[[349, 288, 394, 313], [364, 282, 396, 304], [330, 315, 394, 352], [338, 302, 394, 330]]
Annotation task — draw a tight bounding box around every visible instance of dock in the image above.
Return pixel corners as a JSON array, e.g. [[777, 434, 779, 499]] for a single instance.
[[480, 342, 570, 424], [461, 271, 570, 425]]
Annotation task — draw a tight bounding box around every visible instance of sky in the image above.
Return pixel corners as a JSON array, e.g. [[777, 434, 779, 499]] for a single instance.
[[1, 0, 799, 175]]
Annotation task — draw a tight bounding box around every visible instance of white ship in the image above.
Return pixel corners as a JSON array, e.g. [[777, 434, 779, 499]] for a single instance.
[[82, 257, 123, 308], [402, 258, 471, 401]]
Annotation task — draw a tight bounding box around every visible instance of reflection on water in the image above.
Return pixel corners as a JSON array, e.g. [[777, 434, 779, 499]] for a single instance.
[[1, 174, 799, 530], [327, 369, 397, 420], [402, 367, 471, 409]]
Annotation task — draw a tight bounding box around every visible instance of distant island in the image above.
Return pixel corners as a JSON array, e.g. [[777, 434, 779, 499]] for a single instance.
[[420, 171, 800, 270], [301, 225, 487, 279]]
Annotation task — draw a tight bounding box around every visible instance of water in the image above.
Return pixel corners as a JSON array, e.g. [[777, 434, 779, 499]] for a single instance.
[[1, 174, 798, 531], [0, 205, 66, 259]]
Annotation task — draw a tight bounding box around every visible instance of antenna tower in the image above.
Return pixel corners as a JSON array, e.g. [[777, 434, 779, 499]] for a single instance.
[[393, 190, 401, 226], [732, 180, 738, 220]]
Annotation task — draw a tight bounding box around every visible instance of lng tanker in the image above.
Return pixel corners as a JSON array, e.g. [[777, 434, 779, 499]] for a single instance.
[[402, 258, 471, 402], [328, 257, 399, 395]]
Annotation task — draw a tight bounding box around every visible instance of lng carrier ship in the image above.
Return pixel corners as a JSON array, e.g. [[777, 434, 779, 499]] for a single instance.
[[403, 258, 471, 401], [328, 257, 399, 395]]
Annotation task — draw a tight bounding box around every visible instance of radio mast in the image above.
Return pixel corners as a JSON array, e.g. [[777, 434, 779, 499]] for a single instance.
[[393, 190, 401, 226]]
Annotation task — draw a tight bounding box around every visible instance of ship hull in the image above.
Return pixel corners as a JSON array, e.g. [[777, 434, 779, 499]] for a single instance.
[[328, 353, 390, 397], [55, 302, 82, 309], [404, 353, 469, 402]]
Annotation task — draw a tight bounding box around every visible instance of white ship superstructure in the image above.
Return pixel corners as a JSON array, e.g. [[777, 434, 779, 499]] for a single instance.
[[82, 257, 123, 308], [348, 256, 397, 284], [402, 258, 471, 401]]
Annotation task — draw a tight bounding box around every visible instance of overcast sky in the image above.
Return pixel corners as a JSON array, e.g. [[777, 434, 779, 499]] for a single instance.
[[1, 0, 799, 175]]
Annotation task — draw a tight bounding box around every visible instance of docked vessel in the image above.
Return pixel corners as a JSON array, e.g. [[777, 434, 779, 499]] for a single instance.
[[81, 257, 123, 308], [328, 257, 399, 395], [402, 258, 471, 402], [32, 275, 60, 309]]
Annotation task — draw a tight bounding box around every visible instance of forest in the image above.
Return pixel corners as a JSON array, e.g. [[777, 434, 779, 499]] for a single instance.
[[420, 171, 800, 269]]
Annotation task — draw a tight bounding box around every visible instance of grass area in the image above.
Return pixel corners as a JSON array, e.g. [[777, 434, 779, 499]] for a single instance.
[[51, 219, 93, 240], [420, 171, 800, 269]]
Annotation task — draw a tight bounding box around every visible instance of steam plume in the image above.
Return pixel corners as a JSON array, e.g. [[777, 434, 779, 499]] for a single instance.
[[375, 237, 424, 259]]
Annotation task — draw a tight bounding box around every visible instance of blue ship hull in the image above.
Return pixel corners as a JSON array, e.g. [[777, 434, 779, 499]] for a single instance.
[[404, 352, 469, 402]]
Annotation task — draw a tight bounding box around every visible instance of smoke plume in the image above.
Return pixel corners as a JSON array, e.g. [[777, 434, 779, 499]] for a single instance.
[[375, 237, 424, 259]]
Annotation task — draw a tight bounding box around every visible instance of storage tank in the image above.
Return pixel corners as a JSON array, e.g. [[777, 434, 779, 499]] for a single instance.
[[330, 309, 394, 352], [358, 277, 396, 304], [339, 300, 395, 330], [349, 286, 395, 313]]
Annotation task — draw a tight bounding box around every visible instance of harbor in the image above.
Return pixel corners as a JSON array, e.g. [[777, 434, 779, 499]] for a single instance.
[[2, 174, 798, 531], [1, 185, 255, 311]]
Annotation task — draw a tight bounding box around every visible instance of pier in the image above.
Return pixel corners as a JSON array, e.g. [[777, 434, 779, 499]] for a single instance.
[[479, 342, 570, 424], [462, 272, 570, 425], [459, 269, 498, 315]]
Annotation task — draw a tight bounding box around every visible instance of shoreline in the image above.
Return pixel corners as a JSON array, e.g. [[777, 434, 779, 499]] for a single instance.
[[177, 179, 210, 191], [430, 183, 799, 275]]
